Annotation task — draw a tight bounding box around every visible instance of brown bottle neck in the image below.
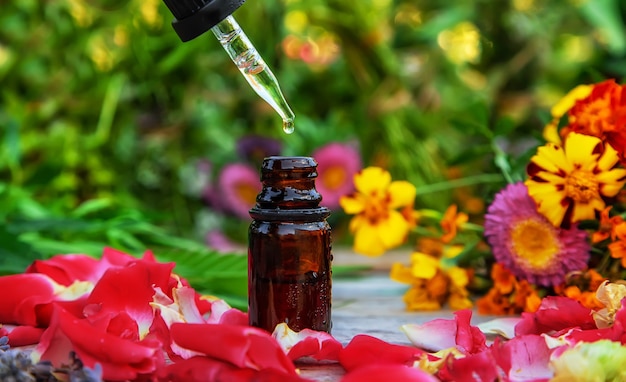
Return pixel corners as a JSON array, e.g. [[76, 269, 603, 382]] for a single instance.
[[249, 206, 330, 222]]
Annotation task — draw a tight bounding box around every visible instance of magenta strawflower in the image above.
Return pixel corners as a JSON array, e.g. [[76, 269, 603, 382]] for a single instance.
[[484, 182, 590, 286], [313, 142, 362, 210], [218, 163, 261, 219]]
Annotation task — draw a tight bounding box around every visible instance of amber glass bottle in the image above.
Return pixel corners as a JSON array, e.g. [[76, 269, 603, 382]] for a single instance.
[[248, 156, 332, 333]]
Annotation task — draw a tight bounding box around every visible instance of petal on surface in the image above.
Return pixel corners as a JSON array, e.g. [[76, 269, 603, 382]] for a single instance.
[[158, 356, 309, 382], [0, 273, 58, 326], [453, 309, 487, 355], [272, 323, 342, 362], [33, 305, 162, 381], [514, 296, 596, 336], [388, 181, 417, 209], [25, 254, 101, 285], [401, 319, 457, 352], [476, 317, 523, 339], [402, 310, 486, 355], [338, 335, 424, 372], [170, 323, 297, 375], [439, 351, 499, 382], [340, 364, 438, 382], [85, 258, 174, 339], [492, 334, 553, 381], [6, 325, 45, 347], [353, 167, 391, 195]]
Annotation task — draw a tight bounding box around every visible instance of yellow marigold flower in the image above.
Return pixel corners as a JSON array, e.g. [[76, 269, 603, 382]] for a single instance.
[[340, 167, 416, 256], [525, 132, 626, 227], [390, 251, 472, 311]]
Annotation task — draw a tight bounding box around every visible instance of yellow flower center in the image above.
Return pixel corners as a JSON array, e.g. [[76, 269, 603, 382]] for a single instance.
[[510, 219, 559, 270], [564, 170, 598, 203], [321, 166, 347, 190]]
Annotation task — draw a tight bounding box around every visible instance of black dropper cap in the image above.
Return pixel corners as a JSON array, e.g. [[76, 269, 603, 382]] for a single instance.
[[162, 0, 246, 42]]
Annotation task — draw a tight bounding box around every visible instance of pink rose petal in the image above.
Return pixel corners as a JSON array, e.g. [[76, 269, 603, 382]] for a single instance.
[[33, 305, 163, 381], [402, 310, 486, 354], [340, 364, 438, 382], [338, 335, 423, 372], [272, 323, 342, 361], [515, 296, 596, 336], [170, 323, 297, 376]]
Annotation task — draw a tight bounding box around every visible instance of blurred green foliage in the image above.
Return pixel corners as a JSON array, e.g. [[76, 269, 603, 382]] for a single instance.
[[1, 0, 625, 260]]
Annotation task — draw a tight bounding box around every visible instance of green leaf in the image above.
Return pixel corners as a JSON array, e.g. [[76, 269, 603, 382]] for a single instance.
[[71, 199, 114, 218], [578, 0, 626, 55], [493, 116, 517, 137], [157, 249, 248, 299], [0, 226, 40, 274]]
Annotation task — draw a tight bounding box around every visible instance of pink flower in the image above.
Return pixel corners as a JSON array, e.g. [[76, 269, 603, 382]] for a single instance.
[[205, 230, 243, 253], [484, 182, 590, 286], [312, 142, 362, 210], [218, 163, 261, 219]]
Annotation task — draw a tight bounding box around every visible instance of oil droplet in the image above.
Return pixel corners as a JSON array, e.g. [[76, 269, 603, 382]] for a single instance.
[[282, 119, 295, 134]]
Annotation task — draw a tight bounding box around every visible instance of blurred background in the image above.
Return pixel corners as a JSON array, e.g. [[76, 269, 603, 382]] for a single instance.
[[1, 0, 625, 300]]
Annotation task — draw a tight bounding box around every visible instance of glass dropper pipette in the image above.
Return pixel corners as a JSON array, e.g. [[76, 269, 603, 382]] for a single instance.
[[162, 0, 296, 134], [211, 16, 295, 134]]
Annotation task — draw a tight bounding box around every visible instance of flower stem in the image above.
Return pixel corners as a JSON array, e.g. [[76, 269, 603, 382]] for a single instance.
[[414, 174, 504, 195]]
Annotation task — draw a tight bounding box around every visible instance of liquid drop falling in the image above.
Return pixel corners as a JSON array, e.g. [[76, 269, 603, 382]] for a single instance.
[[282, 119, 295, 134]]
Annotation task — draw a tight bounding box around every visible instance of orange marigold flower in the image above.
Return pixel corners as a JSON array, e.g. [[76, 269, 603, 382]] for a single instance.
[[566, 79, 626, 165], [491, 262, 516, 295], [592, 206, 624, 243], [476, 263, 540, 315], [440, 204, 468, 243], [554, 269, 607, 310], [609, 222, 626, 268]]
